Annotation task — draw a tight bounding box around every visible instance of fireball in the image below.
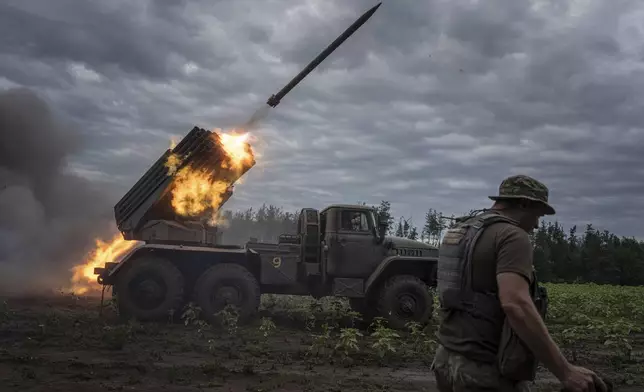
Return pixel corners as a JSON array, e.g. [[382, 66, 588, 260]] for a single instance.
[[170, 168, 230, 221], [219, 131, 253, 170], [165, 129, 253, 221]]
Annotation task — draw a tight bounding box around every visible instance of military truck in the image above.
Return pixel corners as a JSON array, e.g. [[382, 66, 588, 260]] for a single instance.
[[93, 126, 438, 330]]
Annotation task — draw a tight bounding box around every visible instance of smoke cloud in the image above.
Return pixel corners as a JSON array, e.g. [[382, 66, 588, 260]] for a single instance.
[[0, 87, 114, 296]]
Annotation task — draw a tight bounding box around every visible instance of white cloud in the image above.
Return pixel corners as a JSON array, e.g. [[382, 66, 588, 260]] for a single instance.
[[67, 62, 102, 83]]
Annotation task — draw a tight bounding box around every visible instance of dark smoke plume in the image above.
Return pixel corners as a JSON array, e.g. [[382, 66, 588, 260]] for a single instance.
[[0, 88, 113, 296]]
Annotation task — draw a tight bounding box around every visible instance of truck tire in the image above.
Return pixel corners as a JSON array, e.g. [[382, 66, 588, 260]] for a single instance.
[[114, 256, 185, 322], [193, 263, 260, 325], [376, 275, 433, 330]]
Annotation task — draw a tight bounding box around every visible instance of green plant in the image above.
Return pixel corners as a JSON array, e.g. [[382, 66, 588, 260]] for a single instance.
[[259, 317, 276, 337], [335, 327, 362, 361], [181, 302, 201, 326], [215, 304, 239, 336], [345, 309, 363, 328], [599, 318, 641, 361], [326, 298, 346, 329], [406, 321, 436, 354], [305, 314, 317, 332], [556, 325, 585, 362], [309, 322, 334, 357], [195, 319, 211, 338], [370, 317, 400, 359]]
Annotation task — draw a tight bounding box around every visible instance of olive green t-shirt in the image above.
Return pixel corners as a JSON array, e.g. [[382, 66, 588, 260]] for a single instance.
[[471, 221, 535, 291], [437, 221, 535, 363]]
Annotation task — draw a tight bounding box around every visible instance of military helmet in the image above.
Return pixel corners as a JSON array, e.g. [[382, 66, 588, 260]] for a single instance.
[[488, 174, 556, 215]]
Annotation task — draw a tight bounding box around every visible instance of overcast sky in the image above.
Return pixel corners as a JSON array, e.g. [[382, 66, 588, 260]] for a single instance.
[[2, 0, 643, 238]]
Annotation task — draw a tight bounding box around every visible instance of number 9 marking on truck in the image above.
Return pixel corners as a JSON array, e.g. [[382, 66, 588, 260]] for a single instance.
[[271, 257, 282, 268]]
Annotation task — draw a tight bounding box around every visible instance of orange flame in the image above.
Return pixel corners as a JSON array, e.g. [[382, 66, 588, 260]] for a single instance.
[[170, 169, 230, 224], [67, 233, 139, 295], [165, 152, 182, 175], [166, 129, 253, 222], [219, 131, 253, 170]]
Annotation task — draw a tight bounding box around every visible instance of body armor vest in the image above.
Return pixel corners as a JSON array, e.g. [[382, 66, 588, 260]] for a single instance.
[[437, 211, 518, 321], [437, 210, 548, 381]]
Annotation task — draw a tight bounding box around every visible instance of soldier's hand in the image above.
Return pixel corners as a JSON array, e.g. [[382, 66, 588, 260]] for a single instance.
[[560, 365, 608, 392]]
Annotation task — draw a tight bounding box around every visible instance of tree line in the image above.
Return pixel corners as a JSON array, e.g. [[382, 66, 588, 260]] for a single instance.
[[219, 201, 644, 286]]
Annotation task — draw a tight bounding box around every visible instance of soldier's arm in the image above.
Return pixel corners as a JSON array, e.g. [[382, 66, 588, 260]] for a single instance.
[[495, 228, 572, 381]]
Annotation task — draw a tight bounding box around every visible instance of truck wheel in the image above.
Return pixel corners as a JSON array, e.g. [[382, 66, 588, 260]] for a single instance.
[[193, 263, 260, 325], [114, 256, 185, 322], [376, 275, 433, 330]]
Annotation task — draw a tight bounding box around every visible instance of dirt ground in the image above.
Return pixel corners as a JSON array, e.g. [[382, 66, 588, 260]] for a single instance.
[[0, 294, 641, 391]]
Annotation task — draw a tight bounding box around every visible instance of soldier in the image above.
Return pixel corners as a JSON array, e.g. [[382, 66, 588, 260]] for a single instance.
[[431, 175, 607, 392], [350, 211, 364, 231], [341, 211, 364, 231]]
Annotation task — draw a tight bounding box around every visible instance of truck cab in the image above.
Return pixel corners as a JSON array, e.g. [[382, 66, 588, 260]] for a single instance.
[[320, 204, 437, 277], [322, 204, 385, 279]]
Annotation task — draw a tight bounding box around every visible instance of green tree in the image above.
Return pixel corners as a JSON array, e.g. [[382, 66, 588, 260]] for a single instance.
[[373, 200, 395, 235], [422, 208, 446, 247]]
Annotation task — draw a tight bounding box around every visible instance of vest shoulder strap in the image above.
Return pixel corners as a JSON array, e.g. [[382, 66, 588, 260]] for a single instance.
[[466, 211, 519, 230], [460, 212, 520, 290]]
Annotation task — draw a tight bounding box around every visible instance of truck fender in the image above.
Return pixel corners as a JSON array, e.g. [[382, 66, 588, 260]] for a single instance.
[[364, 255, 437, 296], [93, 245, 148, 285], [105, 246, 147, 278]]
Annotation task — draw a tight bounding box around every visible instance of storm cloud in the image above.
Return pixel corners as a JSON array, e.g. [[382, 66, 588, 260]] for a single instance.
[[1, 0, 643, 251]]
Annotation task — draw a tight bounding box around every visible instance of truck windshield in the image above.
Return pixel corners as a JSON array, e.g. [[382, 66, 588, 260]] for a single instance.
[[340, 210, 371, 232]]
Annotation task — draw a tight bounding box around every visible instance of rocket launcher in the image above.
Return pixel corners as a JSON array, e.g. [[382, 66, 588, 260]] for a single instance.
[[114, 127, 255, 242]]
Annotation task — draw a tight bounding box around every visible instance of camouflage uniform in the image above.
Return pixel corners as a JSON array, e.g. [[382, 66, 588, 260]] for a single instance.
[[432, 344, 531, 392], [431, 174, 553, 392]]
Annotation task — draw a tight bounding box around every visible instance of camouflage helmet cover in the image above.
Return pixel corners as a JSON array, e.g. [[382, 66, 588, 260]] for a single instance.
[[488, 174, 556, 215]]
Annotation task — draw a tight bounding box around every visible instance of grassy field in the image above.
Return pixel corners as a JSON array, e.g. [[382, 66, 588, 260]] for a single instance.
[[544, 283, 644, 386], [0, 283, 642, 391]]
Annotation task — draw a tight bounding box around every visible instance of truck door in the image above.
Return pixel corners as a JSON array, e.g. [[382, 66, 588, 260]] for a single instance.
[[333, 209, 379, 278]]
